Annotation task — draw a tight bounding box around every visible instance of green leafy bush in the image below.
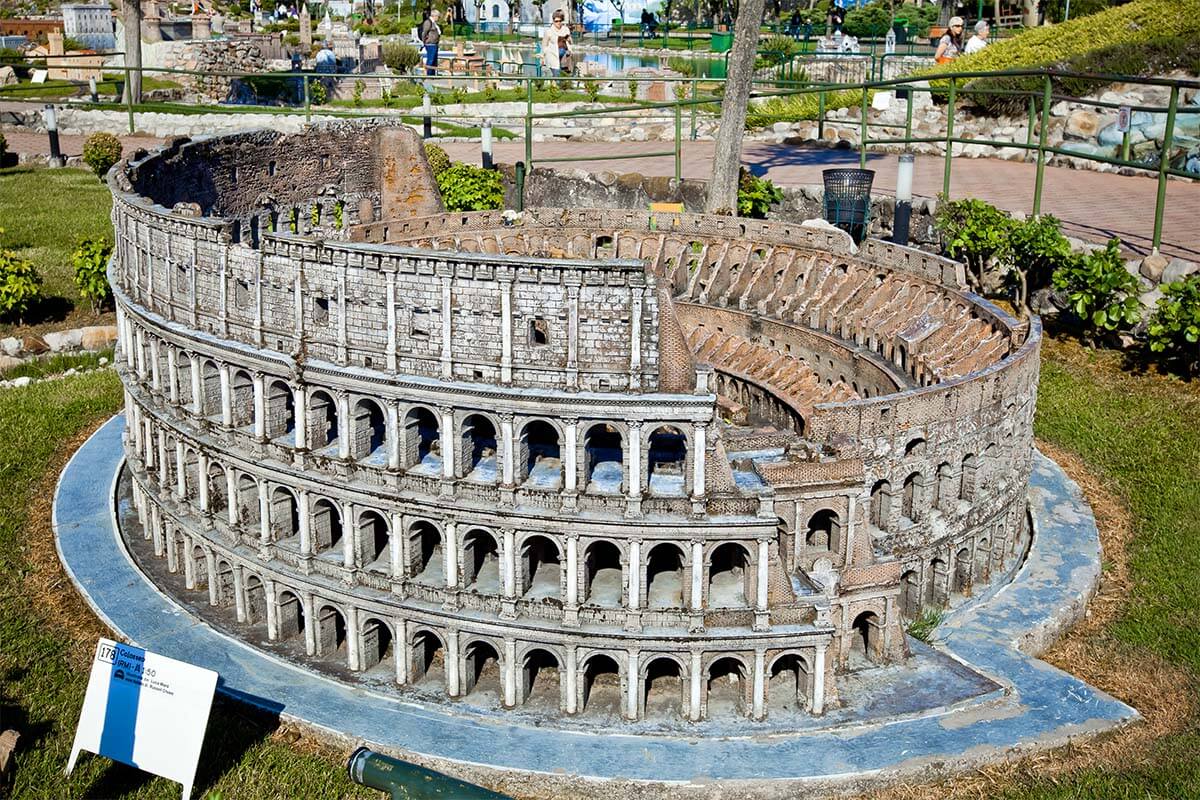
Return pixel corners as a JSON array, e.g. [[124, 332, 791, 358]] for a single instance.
[[906, 607, 944, 644], [382, 41, 422, 73], [72, 238, 113, 312], [435, 163, 504, 211], [352, 79, 364, 107], [627, 79, 639, 103], [934, 197, 1013, 290], [1051, 239, 1142, 334], [745, 89, 869, 129], [583, 78, 601, 102], [450, 86, 468, 105], [737, 169, 783, 219], [424, 142, 451, 176], [0, 248, 43, 323], [1148, 274, 1200, 373], [307, 77, 327, 105], [842, 1, 895, 38], [762, 34, 798, 63], [1006, 214, 1073, 311], [0, 130, 6, 161], [82, 132, 122, 180]]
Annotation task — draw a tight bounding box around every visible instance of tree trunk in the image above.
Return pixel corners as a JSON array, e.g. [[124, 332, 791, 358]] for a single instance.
[[704, 0, 766, 215], [121, 0, 143, 105]]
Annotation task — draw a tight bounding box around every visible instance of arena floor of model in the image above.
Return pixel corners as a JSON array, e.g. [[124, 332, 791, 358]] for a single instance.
[[54, 415, 1139, 798]]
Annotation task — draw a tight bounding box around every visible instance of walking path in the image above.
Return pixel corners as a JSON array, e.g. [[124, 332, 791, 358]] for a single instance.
[[54, 416, 1136, 796], [5, 127, 1197, 259]]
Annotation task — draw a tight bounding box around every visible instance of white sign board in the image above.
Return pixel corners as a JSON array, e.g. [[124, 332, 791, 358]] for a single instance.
[[66, 639, 218, 800], [1116, 105, 1132, 133], [30, 69, 48, 84]]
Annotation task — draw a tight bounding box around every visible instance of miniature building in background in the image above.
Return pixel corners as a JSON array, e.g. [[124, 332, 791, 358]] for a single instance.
[[61, 2, 116, 50], [106, 121, 1038, 724]]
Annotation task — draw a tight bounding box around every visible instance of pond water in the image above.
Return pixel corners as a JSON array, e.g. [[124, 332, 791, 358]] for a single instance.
[[477, 46, 661, 76]]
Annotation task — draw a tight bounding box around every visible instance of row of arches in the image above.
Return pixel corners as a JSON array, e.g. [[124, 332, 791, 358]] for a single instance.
[[897, 523, 1025, 618], [158, 531, 823, 721], [869, 447, 1009, 531], [124, 327, 699, 497]]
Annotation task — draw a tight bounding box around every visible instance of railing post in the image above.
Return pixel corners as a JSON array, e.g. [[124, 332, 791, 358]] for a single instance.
[[690, 77, 698, 140], [524, 78, 534, 173], [1121, 127, 1131, 163], [1032, 74, 1052, 217], [1025, 93, 1035, 163], [303, 74, 311, 123], [674, 101, 682, 181], [1152, 84, 1179, 254], [859, 82, 868, 169], [125, 65, 135, 134], [516, 160, 525, 212], [942, 76, 955, 198], [904, 81, 914, 142], [818, 88, 825, 140]]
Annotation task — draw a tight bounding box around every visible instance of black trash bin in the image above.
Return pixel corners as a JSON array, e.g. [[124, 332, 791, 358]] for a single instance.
[[822, 168, 875, 243]]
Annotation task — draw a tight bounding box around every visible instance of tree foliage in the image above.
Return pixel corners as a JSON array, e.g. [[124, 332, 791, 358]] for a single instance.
[[435, 163, 505, 211], [0, 248, 43, 323], [1051, 239, 1142, 335], [72, 238, 113, 313], [82, 132, 122, 180], [1148, 274, 1200, 373]]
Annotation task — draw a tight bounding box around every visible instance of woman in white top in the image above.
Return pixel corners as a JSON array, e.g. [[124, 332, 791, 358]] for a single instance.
[[541, 10, 573, 77], [934, 16, 965, 64], [965, 20, 990, 55]]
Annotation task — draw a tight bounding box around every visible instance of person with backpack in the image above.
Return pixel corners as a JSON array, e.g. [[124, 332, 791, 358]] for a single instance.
[[420, 9, 442, 75]]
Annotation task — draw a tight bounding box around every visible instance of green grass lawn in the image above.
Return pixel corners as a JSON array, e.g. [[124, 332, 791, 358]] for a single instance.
[[0, 166, 114, 337]]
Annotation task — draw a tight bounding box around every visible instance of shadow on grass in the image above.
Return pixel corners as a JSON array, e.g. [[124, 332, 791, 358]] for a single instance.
[[76, 689, 286, 799]]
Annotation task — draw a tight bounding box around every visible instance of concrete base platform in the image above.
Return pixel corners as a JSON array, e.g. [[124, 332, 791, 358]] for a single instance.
[[54, 415, 1139, 797]]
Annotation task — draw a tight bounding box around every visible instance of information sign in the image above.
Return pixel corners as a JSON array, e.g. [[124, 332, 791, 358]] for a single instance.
[[1116, 105, 1132, 133], [66, 639, 218, 800]]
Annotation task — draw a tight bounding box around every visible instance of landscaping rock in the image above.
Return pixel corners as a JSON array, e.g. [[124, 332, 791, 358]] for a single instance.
[[0, 337, 19, 357], [1140, 287, 1164, 309], [0, 355, 22, 371], [1098, 122, 1146, 148], [44, 328, 83, 352], [1139, 253, 1170, 282], [80, 325, 119, 351], [871, 91, 894, 112], [1050, 100, 1071, 117], [9, 376, 31, 388], [1162, 258, 1200, 285], [0, 66, 15, 87], [1065, 109, 1102, 139], [20, 335, 48, 355]]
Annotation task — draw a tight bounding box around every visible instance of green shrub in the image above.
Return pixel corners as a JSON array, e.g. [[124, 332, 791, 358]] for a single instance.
[[627, 79, 639, 103], [382, 41, 422, 73], [842, 1, 894, 38], [307, 77, 327, 105], [583, 78, 601, 102], [1006, 214, 1073, 313], [0, 130, 6, 160], [0, 249, 43, 323], [81, 132, 122, 180], [435, 163, 505, 211], [450, 86, 468, 105], [737, 169, 783, 219], [546, 82, 562, 103], [1051, 239, 1142, 334], [744, 88, 870, 129], [1148, 274, 1200, 373], [906, 607, 944, 644], [424, 142, 451, 176], [72, 238, 113, 313], [352, 79, 364, 107], [934, 197, 1014, 290], [762, 34, 798, 63]]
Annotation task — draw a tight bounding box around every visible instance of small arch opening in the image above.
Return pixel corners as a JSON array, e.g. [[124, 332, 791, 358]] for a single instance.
[[519, 535, 561, 601], [708, 543, 751, 608], [645, 543, 685, 608], [519, 421, 562, 489], [647, 425, 687, 496], [584, 541, 623, 607], [584, 424, 624, 494]]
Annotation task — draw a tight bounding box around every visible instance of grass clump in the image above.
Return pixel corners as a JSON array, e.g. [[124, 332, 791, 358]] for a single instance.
[[906, 608, 944, 643], [745, 88, 870, 129], [0, 349, 113, 381]]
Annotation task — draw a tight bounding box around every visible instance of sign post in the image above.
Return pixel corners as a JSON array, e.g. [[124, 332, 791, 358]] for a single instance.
[[67, 639, 218, 800]]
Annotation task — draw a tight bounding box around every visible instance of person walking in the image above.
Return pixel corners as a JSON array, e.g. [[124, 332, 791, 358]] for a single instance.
[[540, 10, 572, 77], [964, 19, 989, 54], [420, 9, 442, 75], [934, 16, 965, 63]]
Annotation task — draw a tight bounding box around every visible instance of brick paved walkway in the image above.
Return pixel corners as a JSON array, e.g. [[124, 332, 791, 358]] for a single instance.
[[5, 128, 1197, 259]]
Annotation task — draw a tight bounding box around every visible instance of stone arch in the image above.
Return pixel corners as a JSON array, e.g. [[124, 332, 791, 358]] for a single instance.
[[265, 379, 296, 441], [900, 569, 921, 618], [518, 419, 562, 488], [462, 638, 502, 699], [583, 539, 623, 607], [403, 405, 440, 471], [206, 461, 228, 516], [520, 647, 561, 709], [462, 527, 500, 591], [928, 558, 948, 606], [181, 447, 201, 505], [902, 472, 926, 523], [311, 497, 343, 556], [904, 436, 927, 457], [200, 359, 221, 416], [706, 656, 749, 718], [646, 425, 688, 496], [954, 546, 972, 594], [459, 413, 498, 480], [518, 534, 561, 600], [935, 462, 955, 510], [307, 389, 340, 451], [869, 479, 892, 529], [243, 572, 266, 624], [230, 369, 255, 428], [580, 652, 622, 716], [269, 485, 299, 543], [214, 559, 235, 606], [358, 509, 390, 571], [976, 537, 992, 581], [359, 616, 394, 672], [236, 473, 260, 529], [960, 453, 978, 500], [849, 610, 881, 665], [275, 588, 305, 639], [314, 602, 347, 661], [408, 520, 444, 584], [583, 424, 624, 494], [708, 542, 752, 608], [351, 397, 387, 462], [174, 349, 195, 407], [645, 542, 686, 608], [410, 627, 446, 687], [805, 508, 840, 551], [767, 651, 810, 713], [642, 654, 686, 720]]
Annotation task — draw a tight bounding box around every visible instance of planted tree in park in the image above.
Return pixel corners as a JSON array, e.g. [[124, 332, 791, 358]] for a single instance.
[[82, 133, 123, 181], [72, 239, 114, 313], [705, 0, 768, 215]]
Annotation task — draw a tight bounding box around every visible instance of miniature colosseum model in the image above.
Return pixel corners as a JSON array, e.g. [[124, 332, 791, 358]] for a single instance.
[[108, 122, 1039, 725]]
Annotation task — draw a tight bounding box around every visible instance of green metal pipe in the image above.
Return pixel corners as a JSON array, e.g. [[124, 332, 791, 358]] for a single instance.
[[690, 78, 698, 141], [859, 84, 869, 169], [524, 79, 533, 173], [1025, 94, 1035, 163], [1032, 74, 1052, 217], [674, 102, 683, 181], [347, 747, 511, 800], [818, 89, 825, 140], [303, 74, 311, 124], [125, 66, 135, 134], [942, 76, 955, 199], [1152, 84, 1179, 253]]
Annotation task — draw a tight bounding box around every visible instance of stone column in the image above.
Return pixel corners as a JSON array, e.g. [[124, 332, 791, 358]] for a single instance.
[[175, 441, 186, 500], [501, 527, 517, 618], [565, 534, 579, 607], [302, 593, 316, 655], [197, 453, 209, 512], [294, 385, 308, 451], [265, 579, 278, 640], [755, 538, 770, 631], [166, 348, 179, 405], [297, 489, 312, 557], [252, 372, 266, 440], [503, 638, 517, 708], [752, 649, 766, 720], [629, 287, 643, 389], [342, 500, 356, 570], [627, 420, 643, 504], [444, 521, 458, 590], [627, 539, 641, 610], [149, 338, 161, 393], [564, 646, 578, 714], [812, 643, 826, 714], [566, 281, 580, 388], [691, 423, 707, 499], [625, 649, 640, 720], [390, 511, 404, 580], [446, 632, 461, 696], [337, 393, 351, 460], [440, 273, 453, 379], [563, 418, 578, 494], [225, 469, 237, 527], [258, 482, 271, 548], [691, 540, 704, 610], [439, 406, 455, 481], [189, 355, 202, 415], [386, 401, 401, 471], [689, 651, 703, 721], [499, 278, 513, 384], [385, 272, 398, 371], [219, 365, 233, 428], [500, 413, 515, 486], [346, 606, 361, 671]]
